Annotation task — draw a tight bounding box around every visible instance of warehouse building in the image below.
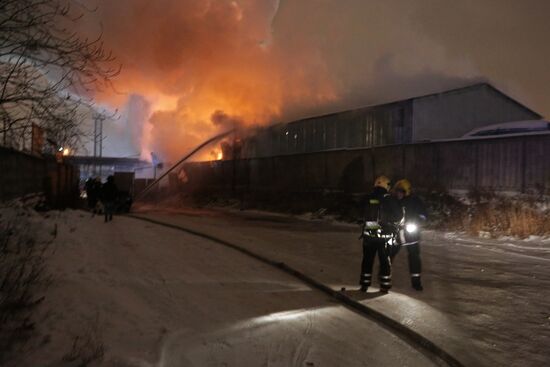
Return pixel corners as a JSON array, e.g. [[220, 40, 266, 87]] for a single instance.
[[241, 83, 541, 158]]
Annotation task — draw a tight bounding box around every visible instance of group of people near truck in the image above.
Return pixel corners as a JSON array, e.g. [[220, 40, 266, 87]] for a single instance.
[[84, 175, 118, 223], [359, 176, 427, 293]]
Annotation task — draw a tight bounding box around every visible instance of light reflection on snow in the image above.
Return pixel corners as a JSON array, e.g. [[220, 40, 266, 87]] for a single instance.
[[252, 308, 315, 323], [231, 305, 338, 330], [127, 302, 441, 367], [149, 306, 339, 367], [364, 291, 458, 337]]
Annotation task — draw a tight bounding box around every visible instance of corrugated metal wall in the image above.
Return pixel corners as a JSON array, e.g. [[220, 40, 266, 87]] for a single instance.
[[242, 102, 411, 158], [241, 84, 539, 160], [184, 134, 550, 195]]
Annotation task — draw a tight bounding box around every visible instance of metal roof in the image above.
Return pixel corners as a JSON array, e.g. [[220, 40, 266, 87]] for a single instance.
[[280, 82, 541, 127]]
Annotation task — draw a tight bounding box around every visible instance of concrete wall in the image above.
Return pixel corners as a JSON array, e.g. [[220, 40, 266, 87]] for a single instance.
[[181, 133, 550, 197], [412, 84, 540, 141], [0, 146, 79, 207]]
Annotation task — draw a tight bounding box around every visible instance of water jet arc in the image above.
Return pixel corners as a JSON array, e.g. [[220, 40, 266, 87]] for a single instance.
[[134, 129, 235, 203]]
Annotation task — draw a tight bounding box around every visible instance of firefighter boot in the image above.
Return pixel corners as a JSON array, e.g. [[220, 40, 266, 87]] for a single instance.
[[411, 275, 423, 291], [359, 273, 372, 292], [379, 275, 392, 293]]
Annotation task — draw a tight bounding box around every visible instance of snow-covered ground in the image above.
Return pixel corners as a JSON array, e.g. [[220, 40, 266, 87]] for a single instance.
[[130, 206, 550, 367], [9, 209, 437, 367]]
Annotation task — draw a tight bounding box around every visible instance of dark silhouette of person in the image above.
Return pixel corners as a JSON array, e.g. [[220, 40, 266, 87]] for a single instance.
[[85, 177, 101, 214], [101, 176, 118, 222], [391, 179, 427, 291], [358, 176, 403, 293]]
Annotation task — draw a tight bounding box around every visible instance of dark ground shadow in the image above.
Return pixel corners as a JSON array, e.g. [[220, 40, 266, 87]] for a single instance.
[[340, 289, 389, 301]]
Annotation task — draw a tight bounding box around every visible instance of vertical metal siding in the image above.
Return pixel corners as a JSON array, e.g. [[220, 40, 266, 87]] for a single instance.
[[477, 140, 523, 190], [241, 102, 410, 159], [187, 134, 550, 196]]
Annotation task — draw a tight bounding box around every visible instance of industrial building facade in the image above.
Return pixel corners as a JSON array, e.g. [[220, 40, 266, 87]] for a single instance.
[[241, 83, 541, 158]]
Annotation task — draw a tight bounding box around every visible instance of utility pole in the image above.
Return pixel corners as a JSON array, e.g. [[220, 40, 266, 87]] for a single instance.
[[93, 113, 105, 177]]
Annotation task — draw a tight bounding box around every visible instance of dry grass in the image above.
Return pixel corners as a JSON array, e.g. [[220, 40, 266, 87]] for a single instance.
[[0, 215, 50, 365], [1, 203, 104, 367], [467, 200, 550, 238], [507, 206, 549, 238], [421, 189, 550, 238]]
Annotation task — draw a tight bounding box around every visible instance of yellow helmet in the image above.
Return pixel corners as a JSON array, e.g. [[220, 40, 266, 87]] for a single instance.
[[393, 179, 412, 196], [374, 175, 391, 191]]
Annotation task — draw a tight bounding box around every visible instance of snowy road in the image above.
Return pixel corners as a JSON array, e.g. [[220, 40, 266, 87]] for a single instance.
[[26, 210, 438, 367], [130, 206, 550, 367]]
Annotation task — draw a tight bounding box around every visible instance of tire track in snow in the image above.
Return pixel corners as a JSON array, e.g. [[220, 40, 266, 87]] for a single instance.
[[291, 311, 313, 366]]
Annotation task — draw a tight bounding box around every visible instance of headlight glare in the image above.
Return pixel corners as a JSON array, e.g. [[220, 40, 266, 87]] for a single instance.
[[405, 223, 418, 233]]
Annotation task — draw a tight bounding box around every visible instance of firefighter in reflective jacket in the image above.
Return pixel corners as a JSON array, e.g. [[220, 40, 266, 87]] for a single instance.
[[391, 179, 427, 291], [359, 176, 403, 292]]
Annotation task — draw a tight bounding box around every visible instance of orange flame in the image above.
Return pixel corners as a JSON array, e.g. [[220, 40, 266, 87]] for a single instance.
[[92, 0, 338, 162], [209, 147, 223, 161]]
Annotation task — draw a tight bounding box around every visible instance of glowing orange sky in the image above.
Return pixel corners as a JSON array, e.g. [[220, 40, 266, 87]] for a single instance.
[[82, 0, 550, 161], [88, 0, 339, 161]]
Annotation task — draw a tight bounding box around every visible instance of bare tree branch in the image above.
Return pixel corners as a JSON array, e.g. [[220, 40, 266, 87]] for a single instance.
[[0, 0, 120, 152]]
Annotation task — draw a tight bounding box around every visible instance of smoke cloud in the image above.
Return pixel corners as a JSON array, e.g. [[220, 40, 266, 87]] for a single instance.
[[78, 0, 550, 161]]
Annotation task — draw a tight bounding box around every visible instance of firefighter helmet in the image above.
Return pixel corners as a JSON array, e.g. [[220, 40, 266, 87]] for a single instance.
[[394, 179, 412, 196], [374, 175, 391, 191]]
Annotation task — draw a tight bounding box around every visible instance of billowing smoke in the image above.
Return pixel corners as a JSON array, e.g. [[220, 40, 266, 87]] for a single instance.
[[101, 95, 151, 157], [81, 0, 335, 161], [77, 0, 550, 161]]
